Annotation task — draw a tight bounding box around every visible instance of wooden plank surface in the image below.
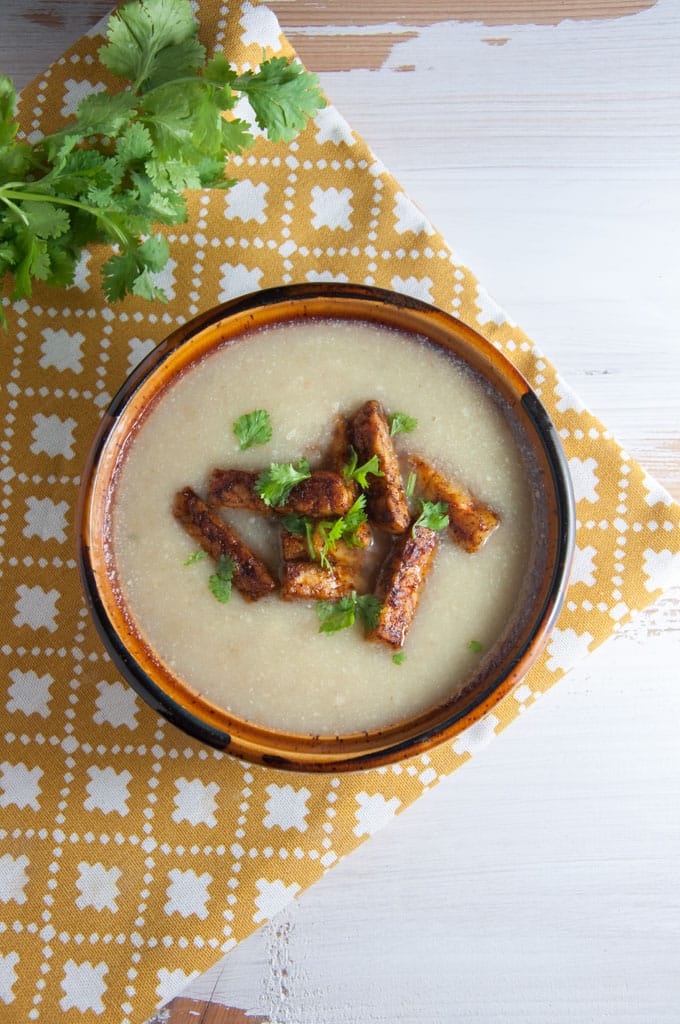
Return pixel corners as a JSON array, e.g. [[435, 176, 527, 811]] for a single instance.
[[2, 2, 679, 1022]]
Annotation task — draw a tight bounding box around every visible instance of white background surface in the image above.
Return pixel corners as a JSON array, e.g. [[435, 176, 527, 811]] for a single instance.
[[4, 1, 679, 1021]]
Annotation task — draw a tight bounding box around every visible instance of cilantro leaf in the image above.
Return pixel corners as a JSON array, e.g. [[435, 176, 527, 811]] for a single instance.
[[233, 409, 272, 450], [467, 640, 483, 654], [343, 448, 384, 489], [208, 554, 235, 603], [390, 411, 418, 436], [317, 593, 357, 635], [256, 458, 311, 507], [317, 590, 381, 636], [234, 57, 326, 143], [392, 652, 406, 665], [99, 0, 205, 91], [412, 499, 449, 534], [355, 593, 382, 632], [183, 549, 207, 566], [317, 494, 368, 568]]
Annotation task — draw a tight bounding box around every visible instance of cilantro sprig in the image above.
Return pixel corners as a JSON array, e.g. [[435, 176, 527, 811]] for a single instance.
[[256, 458, 311, 507], [317, 591, 382, 635], [208, 554, 235, 603], [317, 494, 368, 568], [412, 499, 449, 534], [233, 409, 272, 450], [342, 448, 384, 489], [0, 0, 326, 328], [389, 412, 418, 436]]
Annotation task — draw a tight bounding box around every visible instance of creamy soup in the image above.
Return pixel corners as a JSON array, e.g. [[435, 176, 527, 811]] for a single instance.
[[110, 319, 544, 735]]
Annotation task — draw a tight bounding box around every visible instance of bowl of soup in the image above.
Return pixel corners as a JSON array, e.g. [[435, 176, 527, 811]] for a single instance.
[[77, 283, 574, 771]]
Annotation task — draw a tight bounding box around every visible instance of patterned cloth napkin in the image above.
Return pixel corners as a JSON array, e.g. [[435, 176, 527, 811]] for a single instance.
[[2, 3, 679, 1022]]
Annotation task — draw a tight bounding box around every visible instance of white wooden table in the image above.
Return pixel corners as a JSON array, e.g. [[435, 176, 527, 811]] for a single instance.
[[3, 3, 679, 1022]]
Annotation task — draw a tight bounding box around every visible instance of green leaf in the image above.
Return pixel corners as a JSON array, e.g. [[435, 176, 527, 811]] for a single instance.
[[100, 0, 205, 90], [467, 640, 483, 654], [317, 591, 381, 636], [233, 409, 272, 450], [74, 91, 137, 136], [101, 247, 140, 302], [235, 56, 326, 143], [317, 593, 357, 635], [355, 593, 382, 632], [183, 549, 207, 566], [412, 499, 449, 534], [20, 201, 70, 239], [343, 448, 384, 489], [204, 53, 237, 89], [317, 494, 368, 568], [116, 122, 154, 164], [389, 411, 418, 436], [255, 458, 311, 507], [138, 233, 169, 272], [220, 117, 254, 156], [392, 652, 406, 665], [208, 554, 235, 603], [0, 74, 16, 124]]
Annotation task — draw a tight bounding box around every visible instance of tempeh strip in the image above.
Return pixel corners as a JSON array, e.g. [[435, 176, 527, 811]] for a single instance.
[[352, 399, 410, 534], [410, 455, 500, 552], [327, 414, 355, 477], [280, 561, 358, 601], [368, 525, 439, 648], [173, 487, 276, 601], [209, 468, 356, 517]]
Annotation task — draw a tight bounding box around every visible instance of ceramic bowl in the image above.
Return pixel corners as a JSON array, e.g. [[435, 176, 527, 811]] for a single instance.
[[77, 283, 574, 771]]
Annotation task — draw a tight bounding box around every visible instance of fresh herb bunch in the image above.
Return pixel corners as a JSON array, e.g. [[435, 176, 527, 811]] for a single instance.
[[0, 0, 326, 328]]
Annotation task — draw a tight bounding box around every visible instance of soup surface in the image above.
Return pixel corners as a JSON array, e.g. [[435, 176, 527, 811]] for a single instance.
[[110, 319, 541, 735]]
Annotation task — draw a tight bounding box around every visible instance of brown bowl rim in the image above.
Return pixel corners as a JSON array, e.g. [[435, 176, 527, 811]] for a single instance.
[[77, 282, 575, 772]]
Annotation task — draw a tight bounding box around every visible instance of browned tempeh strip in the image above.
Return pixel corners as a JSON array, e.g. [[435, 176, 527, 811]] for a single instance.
[[207, 468, 270, 514], [209, 468, 356, 517], [352, 400, 410, 534], [410, 455, 500, 553], [368, 525, 439, 648], [173, 487, 276, 601], [280, 561, 358, 601], [327, 414, 355, 476]]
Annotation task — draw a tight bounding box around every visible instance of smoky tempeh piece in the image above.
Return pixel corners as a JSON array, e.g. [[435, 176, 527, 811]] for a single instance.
[[410, 455, 500, 552], [209, 467, 356, 517], [327, 414, 355, 476], [173, 487, 276, 601], [351, 400, 410, 534], [280, 561, 358, 601], [368, 525, 439, 648]]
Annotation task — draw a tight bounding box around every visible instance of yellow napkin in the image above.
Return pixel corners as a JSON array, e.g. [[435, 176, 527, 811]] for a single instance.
[[2, 3, 679, 1022]]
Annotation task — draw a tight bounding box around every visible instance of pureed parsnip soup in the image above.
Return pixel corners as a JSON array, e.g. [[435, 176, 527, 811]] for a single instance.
[[110, 318, 546, 736]]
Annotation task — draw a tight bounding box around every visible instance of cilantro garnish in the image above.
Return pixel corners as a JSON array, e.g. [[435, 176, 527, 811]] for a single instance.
[[233, 409, 272, 450], [389, 412, 418, 436], [467, 640, 483, 654], [317, 591, 382, 635], [342, 448, 384, 489], [412, 499, 449, 534], [392, 652, 407, 665], [208, 554, 235, 603], [404, 471, 417, 497], [317, 494, 368, 568], [256, 458, 311, 507], [0, 0, 326, 328], [182, 549, 207, 566]]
